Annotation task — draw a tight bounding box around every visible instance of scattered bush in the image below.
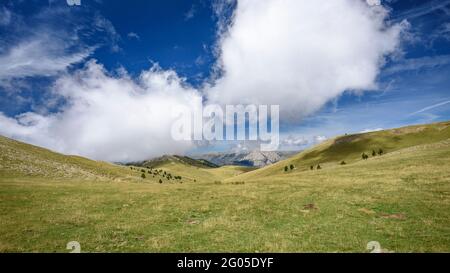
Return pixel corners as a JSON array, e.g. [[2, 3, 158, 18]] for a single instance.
[[290, 164, 295, 170], [317, 164, 322, 170], [310, 166, 314, 170], [340, 161, 346, 165], [284, 166, 289, 172], [141, 173, 146, 179], [159, 179, 163, 184], [378, 148, 384, 155], [372, 150, 376, 157]]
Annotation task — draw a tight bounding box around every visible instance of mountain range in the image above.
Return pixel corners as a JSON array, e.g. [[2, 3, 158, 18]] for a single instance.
[[190, 151, 299, 167]]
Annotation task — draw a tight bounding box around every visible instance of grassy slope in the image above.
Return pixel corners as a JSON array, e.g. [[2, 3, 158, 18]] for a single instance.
[[232, 120, 450, 181], [0, 121, 449, 252], [0, 136, 250, 184], [0, 135, 139, 182]]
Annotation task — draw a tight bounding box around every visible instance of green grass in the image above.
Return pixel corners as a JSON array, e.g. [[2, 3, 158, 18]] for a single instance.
[[0, 121, 449, 252], [234, 120, 450, 180]]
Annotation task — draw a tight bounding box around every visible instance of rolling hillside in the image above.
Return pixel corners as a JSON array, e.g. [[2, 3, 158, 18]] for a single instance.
[[0, 136, 252, 184], [232, 120, 450, 181], [125, 155, 254, 183], [0, 121, 449, 252], [0, 135, 139, 182], [128, 155, 218, 169]]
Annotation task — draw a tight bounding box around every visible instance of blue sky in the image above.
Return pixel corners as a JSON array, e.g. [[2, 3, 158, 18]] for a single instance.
[[0, 0, 450, 160]]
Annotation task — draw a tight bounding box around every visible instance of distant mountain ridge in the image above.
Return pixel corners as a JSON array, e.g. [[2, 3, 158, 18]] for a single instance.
[[191, 151, 299, 167], [127, 155, 219, 169]]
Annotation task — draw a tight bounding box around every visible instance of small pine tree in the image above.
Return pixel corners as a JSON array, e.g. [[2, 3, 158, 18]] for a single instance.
[[290, 164, 294, 170], [378, 148, 384, 155], [159, 179, 163, 184], [141, 173, 146, 179], [362, 153, 368, 160], [372, 150, 376, 157], [310, 166, 314, 170], [317, 164, 322, 170], [284, 166, 289, 172], [340, 161, 346, 165]]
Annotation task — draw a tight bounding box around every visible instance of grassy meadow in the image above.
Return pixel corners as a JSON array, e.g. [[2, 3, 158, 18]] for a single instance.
[[0, 121, 449, 252]]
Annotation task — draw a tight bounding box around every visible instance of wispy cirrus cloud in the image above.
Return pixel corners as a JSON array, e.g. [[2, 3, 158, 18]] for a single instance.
[[184, 4, 196, 21], [0, 18, 91, 88], [383, 55, 450, 75], [0, 3, 120, 87], [360, 128, 383, 133], [0, 6, 12, 26], [409, 100, 450, 116], [0, 34, 93, 81], [391, 0, 450, 21], [93, 13, 122, 52], [127, 32, 140, 41]]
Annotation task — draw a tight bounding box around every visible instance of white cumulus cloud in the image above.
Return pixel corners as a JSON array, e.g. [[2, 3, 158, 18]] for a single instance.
[[208, 0, 405, 119], [281, 135, 309, 146], [366, 0, 381, 7], [0, 61, 201, 162]]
